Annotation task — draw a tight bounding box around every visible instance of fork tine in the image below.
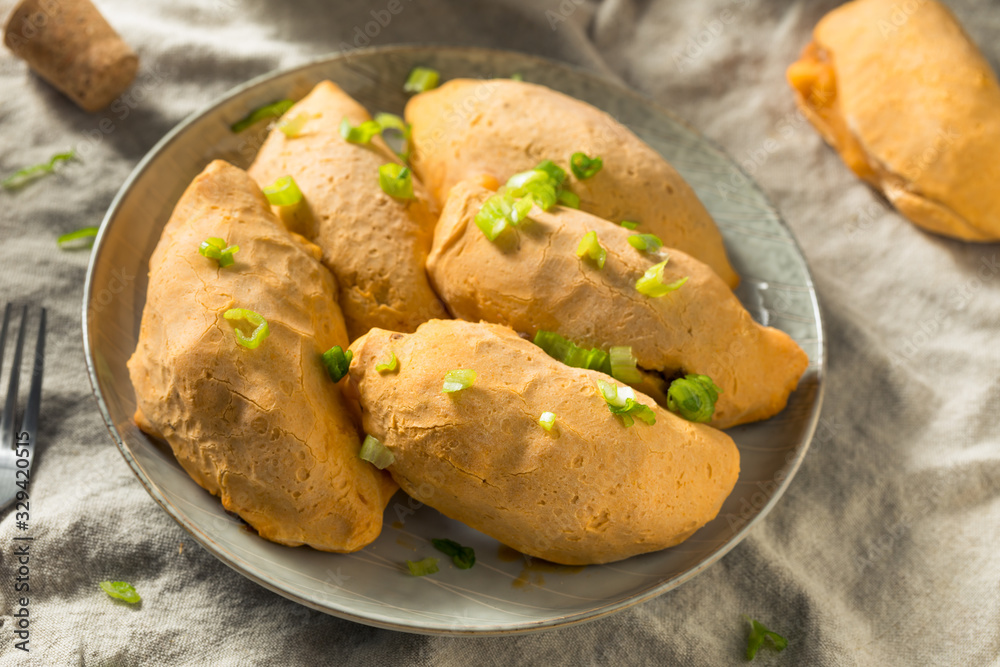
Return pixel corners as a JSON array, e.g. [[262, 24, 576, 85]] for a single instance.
[[0, 306, 28, 451], [19, 308, 46, 455]]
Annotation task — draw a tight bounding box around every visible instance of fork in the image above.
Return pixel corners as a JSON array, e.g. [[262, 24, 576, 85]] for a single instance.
[[0, 304, 47, 511]]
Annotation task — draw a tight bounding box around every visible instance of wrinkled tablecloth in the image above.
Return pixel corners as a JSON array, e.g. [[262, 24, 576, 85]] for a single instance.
[[1, 0, 998, 664]]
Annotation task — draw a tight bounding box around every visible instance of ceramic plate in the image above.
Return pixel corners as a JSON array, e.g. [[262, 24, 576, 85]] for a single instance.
[[83, 46, 824, 635]]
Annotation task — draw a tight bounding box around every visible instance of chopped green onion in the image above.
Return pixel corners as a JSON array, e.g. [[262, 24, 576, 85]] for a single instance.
[[359, 434, 395, 469], [99, 581, 141, 604], [511, 72, 524, 81], [538, 411, 557, 432], [322, 346, 353, 382], [403, 67, 440, 93], [534, 159, 567, 186], [636, 259, 688, 297], [576, 231, 606, 269], [442, 369, 476, 393], [3, 150, 76, 190], [278, 113, 309, 138], [406, 557, 440, 577], [374, 112, 412, 160], [223, 309, 270, 349], [570, 152, 603, 180], [340, 117, 382, 144], [378, 163, 414, 199], [376, 351, 399, 374], [57, 226, 99, 248], [198, 237, 239, 267], [609, 346, 642, 384], [474, 192, 533, 241], [432, 538, 476, 569], [263, 175, 303, 207], [666, 374, 721, 423], [533, 330, 611, 375], [230, 99, 294, 133], [596, 379, 656, 427], [620, 220, 639, 230], [745, 617, 788, 660], [628, 233, 663, 252], [557, 190, 580, 208], [505, 169, 558, 210]]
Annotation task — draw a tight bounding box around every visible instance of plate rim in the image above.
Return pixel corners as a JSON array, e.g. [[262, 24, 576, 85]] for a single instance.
[[82, 43, 827, 636]]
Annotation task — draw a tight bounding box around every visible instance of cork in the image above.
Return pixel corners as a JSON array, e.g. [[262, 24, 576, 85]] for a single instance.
[[3, 0, 139, 112]]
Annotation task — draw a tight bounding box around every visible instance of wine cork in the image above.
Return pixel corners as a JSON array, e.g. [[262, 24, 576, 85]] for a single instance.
[[3, 0, 138, 112]]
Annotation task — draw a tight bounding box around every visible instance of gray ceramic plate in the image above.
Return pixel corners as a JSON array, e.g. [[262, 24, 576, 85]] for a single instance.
[[83, 46, 824, 635]]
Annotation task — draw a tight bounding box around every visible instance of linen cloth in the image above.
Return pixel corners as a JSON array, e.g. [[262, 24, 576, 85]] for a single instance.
[[1, 0, 998, 664]]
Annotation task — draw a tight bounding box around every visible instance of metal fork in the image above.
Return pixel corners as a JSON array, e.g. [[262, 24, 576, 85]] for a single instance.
[[0, 304, 47, 511]]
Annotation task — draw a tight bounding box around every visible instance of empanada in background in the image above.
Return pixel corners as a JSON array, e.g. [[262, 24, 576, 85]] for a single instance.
[[405, 78, 740, 287], [427, 181, 808, 429], [348, 320, 740, 566], [249, 81, 448, 339], [788, 0, 1000, 241], [128, 160, 397, 552]]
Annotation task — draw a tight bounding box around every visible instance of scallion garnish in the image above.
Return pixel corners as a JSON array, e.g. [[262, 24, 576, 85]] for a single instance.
[[636, 259, 688, 297], [534, 159, 567, 186], [375, 351, 399, 373], [745, 617, 788, 660], [432, 538, 476, 569], [538, 411, 557, 432], [511, 72, 524, 81], [230, 99, 294, 133], [576, 231, 606, 269], [505, 169, 558, 210], [596, 379, 656, 427], [474, 192, 533, 241], [406, 557, 440, 576], [322, 346, 353, 382], [628, 233, 663, 252], [374, 112, 412, 160], [378, 163, 414, 199], [403, 67, 441, 93], [359, 434, 395, 469], [557, 190, 580, 209], [442, 369, 476, 393], [666, 374, 721, 423], [99, 581, 141, 604], [620, 220, 639, 230], [3, 150, 76, 190], [340, 117, 382, 144], [198, 237, 239, 267], [263, 175, 303, 207], [609, 346, 643, 384], [57, 226, 99, 249], [278, 113, 309, 138], [533, 330, 611, 375], [224, 309, 270, 349], [570, 152, 603, 180]]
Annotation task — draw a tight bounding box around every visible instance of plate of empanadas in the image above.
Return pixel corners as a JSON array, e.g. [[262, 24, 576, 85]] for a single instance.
[[84, 46, 824, 634]]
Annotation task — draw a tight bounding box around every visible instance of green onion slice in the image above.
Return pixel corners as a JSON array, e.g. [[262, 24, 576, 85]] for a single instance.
[[505, 169, 558, 210], [666, 374, 721, 423], [375, 351, 399, 374], [57, 226, 99, 248], [636, 259, 688, 297], [404, 67, 441, 93], [576, 231, 606, 269], [557, 190, 580, 209], [322, 346, 353, 382], [746, 618, 788, 660], [570, 152, 603, 180], [278, 113, 309, 138], [99, 581, 141, 604], [511, 72, 524, 81], [198, 237, 239, 267], [628, 233, 663, 252], [432, 538, 476, 569], [533, 330, 611, 375], [374, 112, 411, 139], [538, 411, 557, 432], [406, 557, 440, 577], [596, 379, 656, 427], [378, 163, 414, 199], [359, 434, 395, 470], [340, 117, 382, 144], [534, 159, 567, 186], [230, 99, 294, 133], [3, 150, 76, 190], [609, 346, 643, 384], [224, 309, 270, 349], [263, 175, 303, 207], [442, 369, 476, 393], [620, 220, 639, 230], [474, 192, 533, 241]]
